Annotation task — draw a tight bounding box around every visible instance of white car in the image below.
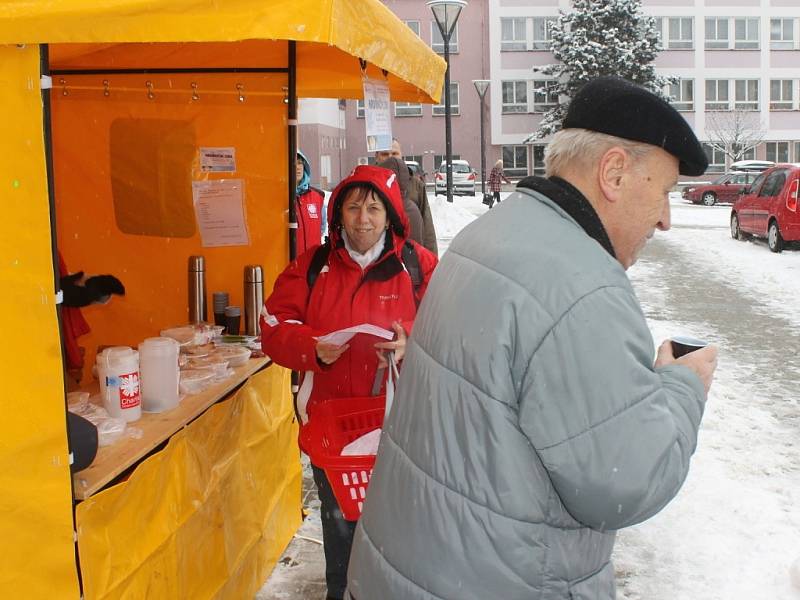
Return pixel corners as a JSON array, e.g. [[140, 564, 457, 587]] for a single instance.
[[729, 160, 775, 172], [435, 159, 476, 196]]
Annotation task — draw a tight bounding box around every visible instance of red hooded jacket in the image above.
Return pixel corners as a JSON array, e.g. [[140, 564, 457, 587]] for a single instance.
[[261, 165, 438, 432]]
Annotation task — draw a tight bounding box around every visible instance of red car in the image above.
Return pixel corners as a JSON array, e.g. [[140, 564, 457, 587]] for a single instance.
[[683, 171, 759, 206], [730, 164, 800, 252]]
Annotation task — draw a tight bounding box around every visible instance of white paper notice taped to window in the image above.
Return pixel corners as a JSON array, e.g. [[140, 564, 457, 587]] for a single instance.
[[200, 147, 236, 172], [192, 179, 250, 247], [363, 77, 392, 152]]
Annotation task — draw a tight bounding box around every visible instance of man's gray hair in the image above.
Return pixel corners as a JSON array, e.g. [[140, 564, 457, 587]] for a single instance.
[[544, 128, 654, 178]]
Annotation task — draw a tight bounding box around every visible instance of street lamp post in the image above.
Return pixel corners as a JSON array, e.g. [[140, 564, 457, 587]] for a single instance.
[[473, 79, 490, 198], [428, 0, 467, 203]]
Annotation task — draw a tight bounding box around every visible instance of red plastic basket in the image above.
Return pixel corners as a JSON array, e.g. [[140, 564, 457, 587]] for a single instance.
[[300, 395, 386, 521]]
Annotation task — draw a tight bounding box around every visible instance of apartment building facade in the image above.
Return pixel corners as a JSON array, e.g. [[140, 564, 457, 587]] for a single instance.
[[491, 0, 800, 178], [342, 0, 493, 180]]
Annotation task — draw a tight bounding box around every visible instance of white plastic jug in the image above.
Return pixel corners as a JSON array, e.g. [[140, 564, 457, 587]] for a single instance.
[[97, 346, 141, 422], [138, 337, 180, 413]]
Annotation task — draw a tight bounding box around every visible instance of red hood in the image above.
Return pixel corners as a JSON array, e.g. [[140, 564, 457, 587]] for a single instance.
[[327, 165, 410, 249]]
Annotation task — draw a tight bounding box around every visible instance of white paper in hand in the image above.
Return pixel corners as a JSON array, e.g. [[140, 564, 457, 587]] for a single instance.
[[315, 323, 394, 346], [341, 428, 382, 456]]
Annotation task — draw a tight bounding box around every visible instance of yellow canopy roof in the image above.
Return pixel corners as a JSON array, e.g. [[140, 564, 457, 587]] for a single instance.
[[0, 0, 445, 102]]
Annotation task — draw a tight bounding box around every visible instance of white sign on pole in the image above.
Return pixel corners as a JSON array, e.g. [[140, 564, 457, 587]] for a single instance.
[[362, 77, 392, 152]]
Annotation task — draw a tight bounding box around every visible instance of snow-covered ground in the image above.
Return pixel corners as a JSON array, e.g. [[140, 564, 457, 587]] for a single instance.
[[429, 189, 800, 599]]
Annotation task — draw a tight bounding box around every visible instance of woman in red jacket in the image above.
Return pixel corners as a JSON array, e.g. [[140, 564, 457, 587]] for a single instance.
[[260, 165, 438, 600]]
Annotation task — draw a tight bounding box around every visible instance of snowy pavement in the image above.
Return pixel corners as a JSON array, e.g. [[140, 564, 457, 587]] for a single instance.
[[258, 190, 800, 599], [617, 198, 800, 600]]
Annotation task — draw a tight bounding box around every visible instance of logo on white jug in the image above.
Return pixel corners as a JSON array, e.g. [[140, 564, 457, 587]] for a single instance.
[[118, 372, 141, 409]]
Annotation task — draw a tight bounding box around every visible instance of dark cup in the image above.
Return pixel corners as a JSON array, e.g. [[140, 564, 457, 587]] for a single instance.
[[224, 305, 241, 335], [671, 336, 709, 358], [213, 311, 226, 327]]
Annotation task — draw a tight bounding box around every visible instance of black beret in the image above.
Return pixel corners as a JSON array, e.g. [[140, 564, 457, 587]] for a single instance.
[[562, 76, 708, 176]]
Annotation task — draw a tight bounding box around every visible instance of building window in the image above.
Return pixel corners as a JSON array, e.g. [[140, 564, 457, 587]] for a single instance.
[[502, 145, 528, 177], [669, 79, 694, 111], [652, 17, 664, 48], [741, 147, 756, 161], [770, 18, 795, 50], [532, 18, 555, 50], [404, 20, 421, 37], [667, 17, 693, 49], [734, 18, 759, 50], [770, 80, 794, 110], [734, 79, 759, 110], [705, 18, 729, 49], [742, 148, 756, 160], [795, 142, 800, 162], [531, 144, 546, 177], [501, 17, 526, 51], [532, 80, 558, 113], [702, 143, 726, 172], [766, 142, 790, 163], [502, 81, 528, 113], [395, 102, 423, 117], [434, 154, 461, 170], [432, 22, 459, 54], [705, 79, 730, 111], [356, 99, 365, 118], [433, 82, 460, 116]]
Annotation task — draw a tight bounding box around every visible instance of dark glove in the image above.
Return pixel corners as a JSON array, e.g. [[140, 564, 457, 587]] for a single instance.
[[84, 275, 125, 299], [61, 273, 125, 307]]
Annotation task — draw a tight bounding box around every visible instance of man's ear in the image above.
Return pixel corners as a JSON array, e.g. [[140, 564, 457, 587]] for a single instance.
[[597, 147, 629, 203]]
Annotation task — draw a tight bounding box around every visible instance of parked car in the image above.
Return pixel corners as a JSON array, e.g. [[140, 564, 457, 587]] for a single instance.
[[730, 164, 800, 252], [435, 159, 476, 196], [405, 160, 421, 177], [682, 171, 759, 206], [729, 159, 775, 172]]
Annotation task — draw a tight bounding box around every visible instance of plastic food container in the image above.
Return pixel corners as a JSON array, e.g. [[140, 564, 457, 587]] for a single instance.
[[161, 323, 222, 347], [212, 345, 251, 367], [181, 342, 214, 357], [185, 355, 230, 378], [160, 326, 197, 346], [179, 369, 214, 395]]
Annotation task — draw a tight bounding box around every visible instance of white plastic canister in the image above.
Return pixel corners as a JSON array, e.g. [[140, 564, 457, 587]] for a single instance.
[[138, 337, 180, 413], [97, 346, 141, 422]]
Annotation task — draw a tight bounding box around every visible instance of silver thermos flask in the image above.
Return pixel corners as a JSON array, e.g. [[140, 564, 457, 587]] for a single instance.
[[188, 255, 207, 323], [243, 265, 264, 336]]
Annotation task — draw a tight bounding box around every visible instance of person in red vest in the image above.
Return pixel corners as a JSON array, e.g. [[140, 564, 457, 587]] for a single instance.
[[295, 151, 327, 255]]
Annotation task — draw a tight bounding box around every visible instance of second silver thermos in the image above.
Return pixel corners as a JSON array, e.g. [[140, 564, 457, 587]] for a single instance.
[[243, 265, 264, 336], [188, 255, 207, 323]]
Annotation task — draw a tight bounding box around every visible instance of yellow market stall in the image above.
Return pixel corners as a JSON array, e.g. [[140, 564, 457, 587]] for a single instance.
[[0, 2, 445, 598]]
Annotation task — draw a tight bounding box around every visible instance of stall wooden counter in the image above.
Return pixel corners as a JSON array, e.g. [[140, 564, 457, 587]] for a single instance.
[[72, 360, 302, 599], [73, 356, 271, 500]]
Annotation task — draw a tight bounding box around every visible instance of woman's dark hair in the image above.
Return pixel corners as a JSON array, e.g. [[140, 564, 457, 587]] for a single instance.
[[330, 183, 404, 237]]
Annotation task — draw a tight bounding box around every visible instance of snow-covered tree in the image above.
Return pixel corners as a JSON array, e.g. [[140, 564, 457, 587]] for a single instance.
[[528, 0, 672, 140], [705, 108, 766, 163]]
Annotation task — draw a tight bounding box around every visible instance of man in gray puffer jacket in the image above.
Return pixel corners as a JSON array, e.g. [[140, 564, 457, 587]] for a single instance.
[[346, 77, 719, 600]]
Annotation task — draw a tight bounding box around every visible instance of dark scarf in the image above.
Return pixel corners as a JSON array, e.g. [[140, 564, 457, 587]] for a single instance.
[[516, 176, 616, 259]]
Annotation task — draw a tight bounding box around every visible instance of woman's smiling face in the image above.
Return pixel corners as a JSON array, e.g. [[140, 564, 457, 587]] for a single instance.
[[340, 189, 388, 253]]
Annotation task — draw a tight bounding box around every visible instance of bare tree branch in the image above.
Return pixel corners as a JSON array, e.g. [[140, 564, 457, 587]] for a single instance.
[[705, 109, 766, 163]]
